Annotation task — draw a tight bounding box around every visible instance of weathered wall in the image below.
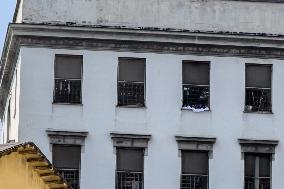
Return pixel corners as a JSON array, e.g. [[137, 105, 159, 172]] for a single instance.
[[0, 152, 48, 189], [1, 57, 21, 144], [18, 0, 284, 35], [15, 47, 284, 189]]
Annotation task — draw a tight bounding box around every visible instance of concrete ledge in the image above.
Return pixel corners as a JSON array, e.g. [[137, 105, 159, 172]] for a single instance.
[[110, 132, 151, 148], [238, 138, 278, 155], [175, 136, 216, 158], [46, 129, 88, 145]]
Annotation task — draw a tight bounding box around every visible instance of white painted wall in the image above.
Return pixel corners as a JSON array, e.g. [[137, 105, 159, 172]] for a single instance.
[[1, 55, 21, 144], [18, 0, 284, 35], [10, 47, 284, 189]]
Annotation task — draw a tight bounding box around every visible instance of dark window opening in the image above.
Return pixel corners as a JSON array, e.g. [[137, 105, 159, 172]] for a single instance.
[[244, 154, 271, 189], [181, 151, 209, 189], [116, 148, 144, 189], [53, 145, 81, 189], [118, 58, 145, 107], [54, 55, 83, 104], [245, 64, 272, 113], [182, 61, 210, 111]]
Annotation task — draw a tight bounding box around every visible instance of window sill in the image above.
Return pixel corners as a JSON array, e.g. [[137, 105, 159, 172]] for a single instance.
[[52, 102, 83, 106], [243, 111, 273, 114], [116, 105, 146, 109]]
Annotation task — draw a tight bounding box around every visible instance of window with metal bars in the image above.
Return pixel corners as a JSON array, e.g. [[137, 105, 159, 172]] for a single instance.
[[117, 58, 145, 107], [52, 145, 81, 189], [245, 64, 272, 113], [53, 55, 83, 104], [244, 154, 271, 189], [182, 61, 210, 111], [116, 148, 144, 189], [181, 151, 209, 189]]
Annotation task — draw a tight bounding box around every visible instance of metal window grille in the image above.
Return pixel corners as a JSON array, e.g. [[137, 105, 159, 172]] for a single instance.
[[181, 174, 208, 189], [116, 171, 143, 189], [118, 81, 145, 106], [245, 87, 271, 112], [245, 177, 270, 189], [54, 78, 81, 103], [182, 84, 209, 109], [58, 169, 80, 189]]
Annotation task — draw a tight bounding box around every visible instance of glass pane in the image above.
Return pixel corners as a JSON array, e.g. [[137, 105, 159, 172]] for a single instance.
[[245, 154, 256, 177], [259, 155, 271, 177], [246, 64, 271, 88], [183, 61, 210, 85], [117, 148, 144, 172], [182, 151, 208, 175], [52, 145, 81, 169], [118, 58, 145, 82], [55, 55, 82, 79]]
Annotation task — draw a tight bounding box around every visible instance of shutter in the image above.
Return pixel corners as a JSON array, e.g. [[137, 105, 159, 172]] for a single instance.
[[259, 155, 271, 177], [246, 64, 271, 88], [182, 151, 208, 175], [183, 61, 209, 85], [117, 148, 144, 172], [245, 154, 256, 177], [55, 55, 82, 79], [52, 145, 81, 169], [118, 58, 145, 82]]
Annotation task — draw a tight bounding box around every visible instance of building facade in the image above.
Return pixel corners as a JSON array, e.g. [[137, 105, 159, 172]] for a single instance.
[[1, 0, 284, 189]]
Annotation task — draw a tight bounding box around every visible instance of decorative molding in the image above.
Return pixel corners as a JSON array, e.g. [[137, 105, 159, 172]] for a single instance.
[[238, 139, 278, 154], [110, 132, 151, 148], [46, 129, 88, 146], [175, 136, 216, 151]]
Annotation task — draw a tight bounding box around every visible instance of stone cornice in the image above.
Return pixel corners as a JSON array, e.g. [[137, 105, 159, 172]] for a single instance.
[[238, 138, 279, 157], [1, 23, 284, 117], [46, 129, 88, 145], [110, 132, 151, 148]]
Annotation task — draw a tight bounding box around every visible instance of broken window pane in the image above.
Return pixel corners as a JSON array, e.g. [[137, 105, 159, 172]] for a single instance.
[[245, 64, 272, 113], [118, 58, 145, 107], [54, 55, 82, 104], [244, 154, 271, 189], [116, 148, 144, 189], [52, 145, 81, 189], [181, 151, 208, 189], [182, 61, 210, 111]]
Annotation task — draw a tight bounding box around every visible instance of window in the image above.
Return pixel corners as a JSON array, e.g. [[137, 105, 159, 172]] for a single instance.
[[245, 64, 272, 113], [54, 55, 83, 104], [52, 145, 81, 189], [181, 151, 209, 189], [116, 148, 144, 189], [117, 58, 145, 107], [244, 154, 271, 189], [182, 61, 210, 111]]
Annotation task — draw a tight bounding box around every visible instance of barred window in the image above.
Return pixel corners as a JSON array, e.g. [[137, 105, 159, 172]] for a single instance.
[[54, 55, 82, 104], [181, 151, 209, 189], [116, 148, 144, 189], [244, 154, 271, 189], [53, 145, 81, 189], [182, 61, 210, 112], [118, 58, 145, 107], [245, 64, 272, 113]]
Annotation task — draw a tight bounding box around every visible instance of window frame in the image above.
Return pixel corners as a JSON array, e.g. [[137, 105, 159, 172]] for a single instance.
[[117, 57, 146, 108], [182, 60, 211, 111], [244, 153, 272, 189], [53, 54, 83, 105], [115, 147, 145, 189], [180, 150, 209, 189], [52, 144, 81, 189], [244, 63, 272, 113]]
